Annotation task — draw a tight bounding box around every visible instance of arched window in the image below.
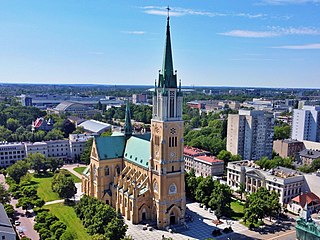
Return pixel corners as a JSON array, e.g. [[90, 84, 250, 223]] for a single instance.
[[105, 166, 109, 176], [93, 165, 97, 179], [172, 166, 174, 172], [116, 165, 121, 175], [153, 181, 159, 193]]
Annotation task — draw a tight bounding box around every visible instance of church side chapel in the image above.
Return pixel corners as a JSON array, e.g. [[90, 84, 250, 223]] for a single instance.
[[82, 11, 186, 229]]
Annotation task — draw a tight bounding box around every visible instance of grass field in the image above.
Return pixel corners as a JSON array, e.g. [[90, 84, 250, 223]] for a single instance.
[[44, 203, 90, 240], [73, 167, 86, 175], [230, 200, 245, 220], [66, 171, 81, 183], [31, 173, 60, 202]]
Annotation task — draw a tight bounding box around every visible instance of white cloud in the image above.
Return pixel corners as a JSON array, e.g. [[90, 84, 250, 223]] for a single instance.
[[220, 27, 320, 38], [121, 31, 146, 35], [88, 51, 104, 55], [141, 6, 266, 19], [261, 0, 320, 5], [220, 30, 280, 38], [272, 43, 320, 49]]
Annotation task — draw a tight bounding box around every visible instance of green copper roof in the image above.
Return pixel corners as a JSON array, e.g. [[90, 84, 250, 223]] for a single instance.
[[124, 101, 133, 137], [158, 16, 177, 89], [95, 135, 126, 160], [124, 136, 150, 169]]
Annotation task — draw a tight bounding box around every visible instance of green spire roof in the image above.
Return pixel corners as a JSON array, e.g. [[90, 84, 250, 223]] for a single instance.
[[158, 15, 177, 89], [124, 101, 133, 137]]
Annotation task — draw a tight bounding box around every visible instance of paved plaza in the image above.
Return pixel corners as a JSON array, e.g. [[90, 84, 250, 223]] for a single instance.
[[126, 202, 249, 240]]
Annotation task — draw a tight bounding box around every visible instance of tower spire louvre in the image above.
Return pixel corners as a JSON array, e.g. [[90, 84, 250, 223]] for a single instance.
[[124, 100, 133, 137]]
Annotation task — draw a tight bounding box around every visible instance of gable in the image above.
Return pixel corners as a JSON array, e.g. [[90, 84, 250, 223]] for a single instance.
[[95, 135, 126, 160]]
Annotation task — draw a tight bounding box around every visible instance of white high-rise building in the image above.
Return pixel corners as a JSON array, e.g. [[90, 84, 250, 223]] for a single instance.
[[227, 110, 274, 160], [291, 106, 320, 142]]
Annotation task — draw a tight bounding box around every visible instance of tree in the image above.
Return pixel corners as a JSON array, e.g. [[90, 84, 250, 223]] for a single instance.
[[106, 214, 128, 240], [62, 120, 76, 138], [274, 124, 291, 140], [7, 160, 29, 183], [6, 118, 20, 132], [208, 181, 232, 218], [4, 204, 14, 219], [25, 153, 50, 173], [0, 183, 10, 204], [311, 158, 320, 171], [80, 138, 93, 164], [185, 169, 198, 200], [0, 126, 12, 141], [44, 129, 64, 141], [195, 177, 215, 206], [52, 171, 77, 199], [49, 157, 64, 172]]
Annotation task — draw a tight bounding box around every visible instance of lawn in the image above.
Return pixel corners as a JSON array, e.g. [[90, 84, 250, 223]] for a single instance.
[[73, 166, 86, 175], [230, 200, 245, 220], [31, 173, 60, 202], [66, 170, 81, 183], [44, 203, 90, 240]]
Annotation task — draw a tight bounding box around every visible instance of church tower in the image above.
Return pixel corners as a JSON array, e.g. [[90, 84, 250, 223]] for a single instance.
[[150, 10, 186, 228]]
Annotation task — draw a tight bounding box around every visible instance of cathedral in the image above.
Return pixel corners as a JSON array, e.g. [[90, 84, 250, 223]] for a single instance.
[[82, 14, 186, 229]]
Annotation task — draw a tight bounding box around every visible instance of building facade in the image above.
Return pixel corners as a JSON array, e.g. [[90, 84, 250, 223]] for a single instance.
[[183, 146, 224, 177], [227, 160, 305, 205], [0, 143, 26, 167], [82, 15, 186, 229], [291, 105, 320, 142], [273, 139, 305, 158], [227, 110, 274, 160]]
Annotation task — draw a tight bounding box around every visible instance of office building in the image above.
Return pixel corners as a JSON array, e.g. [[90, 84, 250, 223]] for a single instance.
[[0, 142, 26, 167]]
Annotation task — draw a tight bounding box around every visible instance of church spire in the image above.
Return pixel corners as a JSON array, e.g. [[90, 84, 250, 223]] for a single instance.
[[124, 101, 133, 137], [158, 6, 177, 89]]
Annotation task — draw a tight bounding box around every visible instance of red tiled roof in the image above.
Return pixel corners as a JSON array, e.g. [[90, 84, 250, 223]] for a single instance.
[[291, 192, 320, 207], [183, 146, 208, 156], [195, 155, 224, 164]]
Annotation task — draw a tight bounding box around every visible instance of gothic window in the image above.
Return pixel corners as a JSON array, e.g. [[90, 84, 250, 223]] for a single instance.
[[169, 183, 177, 194], [155, 136, 160, 146], [105, 166, 109, 176], [170, 128, 176, 135], [93, 165, 97, 179], [153, 181, 159, 193], [115, 165, 120, 175], [169, 91, 175, 117]]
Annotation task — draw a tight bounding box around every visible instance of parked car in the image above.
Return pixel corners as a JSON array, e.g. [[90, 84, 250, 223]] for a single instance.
[[14, 220, 21, 226]]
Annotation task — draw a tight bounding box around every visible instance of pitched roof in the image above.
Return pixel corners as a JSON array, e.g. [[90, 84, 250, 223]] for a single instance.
[[184, 146, 209, 157], [0, 203, 15, 235], [124, 136, 150, 169], [292, 192, 320, 207], [195, 155, 224, 164], [95, 135, 126, 160]]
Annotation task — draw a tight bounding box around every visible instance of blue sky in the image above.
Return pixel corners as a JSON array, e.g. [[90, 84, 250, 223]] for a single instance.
[[0, 0, 319, 88]]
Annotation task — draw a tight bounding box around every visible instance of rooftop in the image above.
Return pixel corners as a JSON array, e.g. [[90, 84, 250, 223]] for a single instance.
[[292, 192, 320, 207], [184, 146, 210, 157], [299, 149, 320, 159], [79, 120, 111, 134], [229, 160, 302, 179], [0, 203, 15, 235], [195, 155, 223, 164]]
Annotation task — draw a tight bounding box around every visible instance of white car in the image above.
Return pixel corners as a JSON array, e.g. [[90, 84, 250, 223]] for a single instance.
[[14, 220, 21, 226]]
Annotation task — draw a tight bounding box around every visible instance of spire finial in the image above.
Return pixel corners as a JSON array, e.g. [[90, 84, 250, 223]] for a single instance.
[[166, 6, 170, 19]]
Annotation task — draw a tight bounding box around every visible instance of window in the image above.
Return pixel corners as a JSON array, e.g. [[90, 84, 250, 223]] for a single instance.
[[169, 183, 177, 194], [105, 166, 110, 176]]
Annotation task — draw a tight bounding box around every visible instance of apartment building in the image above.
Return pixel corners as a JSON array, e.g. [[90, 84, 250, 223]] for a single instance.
[[227, 160, 305, 205], [291, 105, 320, 142], [227, 110, 274, 160]]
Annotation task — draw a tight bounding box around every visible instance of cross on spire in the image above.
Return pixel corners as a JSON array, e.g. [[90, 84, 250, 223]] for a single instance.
[[166, 6, 170, 19]]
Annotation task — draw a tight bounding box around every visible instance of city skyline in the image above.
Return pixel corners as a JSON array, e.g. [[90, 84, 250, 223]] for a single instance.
[[0, 0, 319, 88]]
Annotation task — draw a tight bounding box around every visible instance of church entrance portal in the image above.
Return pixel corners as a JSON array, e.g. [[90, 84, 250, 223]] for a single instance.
[[142, 212, 146, 221]]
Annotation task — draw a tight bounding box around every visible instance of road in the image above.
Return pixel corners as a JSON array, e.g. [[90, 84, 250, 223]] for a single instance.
[[0, 174, 40, 240]]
